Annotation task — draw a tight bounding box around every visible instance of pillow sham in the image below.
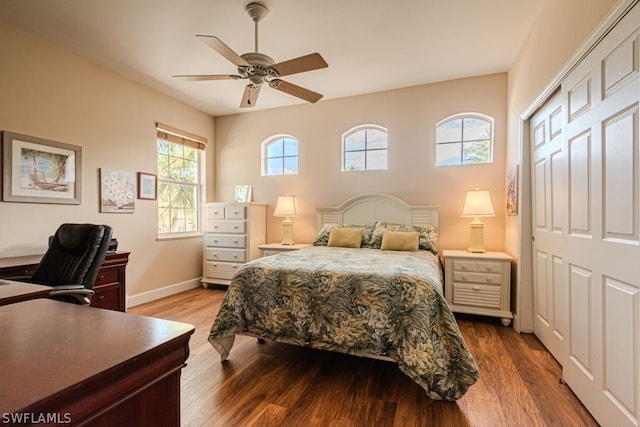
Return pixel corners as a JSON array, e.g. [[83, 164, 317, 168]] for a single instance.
[[380, 231, 419, 251], [327, 227, 363, 248], [313, 223, 375, 247], [370, 222, 438, 254]]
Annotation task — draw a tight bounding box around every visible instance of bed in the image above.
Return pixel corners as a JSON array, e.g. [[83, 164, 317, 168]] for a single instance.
[[208, 193, 479, 401]]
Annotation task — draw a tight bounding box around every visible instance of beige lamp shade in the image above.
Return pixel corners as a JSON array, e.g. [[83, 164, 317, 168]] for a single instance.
[[461, 189, 495, 253], [273, 195, 298, 217], [461, 189, 495, 217], [274, 195, 297, 245]]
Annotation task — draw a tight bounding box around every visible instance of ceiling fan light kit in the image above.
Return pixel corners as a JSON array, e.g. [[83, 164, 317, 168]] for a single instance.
[[173, 0, 328, 109]]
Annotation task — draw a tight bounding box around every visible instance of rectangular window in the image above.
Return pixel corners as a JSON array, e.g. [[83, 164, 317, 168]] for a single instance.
[[156, 123, 206, 236]]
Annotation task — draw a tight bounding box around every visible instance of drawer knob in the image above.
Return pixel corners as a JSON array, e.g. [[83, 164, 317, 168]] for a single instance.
[[234, 226, 239, 229], [462, 275, 468, 281], [461, 265, 468, 270], [98, 275, 104, 280], [472, 286, 480, 291], [97, 295, 105, 301], [486, 277, 493, 283]]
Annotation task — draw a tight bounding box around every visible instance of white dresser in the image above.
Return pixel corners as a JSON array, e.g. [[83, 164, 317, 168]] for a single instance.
[[442, 250, 513, 326], [202, 202, 266, 286]]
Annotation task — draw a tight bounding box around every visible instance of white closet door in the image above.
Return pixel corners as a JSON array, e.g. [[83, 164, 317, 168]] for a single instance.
[[531, 4, 640, 426], [531, 91, 568, 364]]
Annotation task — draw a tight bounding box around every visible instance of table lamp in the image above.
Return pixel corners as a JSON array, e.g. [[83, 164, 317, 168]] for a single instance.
[[274, 194, 298, 245], [461, 189, 495, 253]]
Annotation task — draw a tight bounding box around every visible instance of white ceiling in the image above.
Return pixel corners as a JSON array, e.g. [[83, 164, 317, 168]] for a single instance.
[[0, 0, 543, 117]]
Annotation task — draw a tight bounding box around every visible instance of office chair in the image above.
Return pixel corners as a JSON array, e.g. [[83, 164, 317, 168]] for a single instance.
[[28, 223, 113, 305]]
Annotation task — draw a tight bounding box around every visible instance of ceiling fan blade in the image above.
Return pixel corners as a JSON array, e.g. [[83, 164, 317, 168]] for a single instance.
[[240, 84, 261, 108], [270, 53, 328, 77], [269, 79, 323, 103], [195, 35, 251, 67], [172, 74, 242, 81]]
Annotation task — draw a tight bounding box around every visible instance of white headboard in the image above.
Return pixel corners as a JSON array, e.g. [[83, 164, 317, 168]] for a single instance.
[[317, 193, 438, 230]]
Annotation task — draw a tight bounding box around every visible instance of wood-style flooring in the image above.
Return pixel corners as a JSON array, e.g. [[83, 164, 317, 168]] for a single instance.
[[129, 287, 598, 427]]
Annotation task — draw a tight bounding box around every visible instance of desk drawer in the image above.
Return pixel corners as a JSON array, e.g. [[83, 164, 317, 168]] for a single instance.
[[91, 283, 121, 311], [95, 268, 120, 286]]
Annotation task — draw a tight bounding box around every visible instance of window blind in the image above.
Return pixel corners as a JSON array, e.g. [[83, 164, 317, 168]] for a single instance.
[[156, 122, 207, 151]]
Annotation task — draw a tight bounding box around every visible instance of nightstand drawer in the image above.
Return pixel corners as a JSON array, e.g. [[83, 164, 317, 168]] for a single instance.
[[205, 261, 241, 280], [453, 271, 502, 285], [452, 283, 501, 309], [206, 248, 246, 262], [453, 259, 502, 273], [205, 233, 247, 248]]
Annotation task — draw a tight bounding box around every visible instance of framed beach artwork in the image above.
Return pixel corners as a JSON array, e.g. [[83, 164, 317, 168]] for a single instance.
[[2, 131, 82, 204], [506, 164, 519, 215], [100, 168, 136, 213]]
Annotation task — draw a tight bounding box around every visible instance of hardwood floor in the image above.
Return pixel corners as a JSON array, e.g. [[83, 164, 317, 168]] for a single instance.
[[129, 287, 598, 427]]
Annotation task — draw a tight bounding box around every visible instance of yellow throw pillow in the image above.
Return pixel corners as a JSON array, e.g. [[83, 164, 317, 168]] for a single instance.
[[327, 227, 363, 248], [381, 231, 419, 251]]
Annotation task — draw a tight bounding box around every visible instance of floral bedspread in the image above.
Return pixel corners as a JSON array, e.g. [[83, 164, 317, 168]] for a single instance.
[[208, 246, 479, 400]]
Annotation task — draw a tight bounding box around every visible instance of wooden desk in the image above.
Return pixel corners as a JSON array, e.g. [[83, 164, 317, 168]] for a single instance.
[[0, 280, 52, 306], [0, 252, 129, 312], [0, 299, 194, 426]]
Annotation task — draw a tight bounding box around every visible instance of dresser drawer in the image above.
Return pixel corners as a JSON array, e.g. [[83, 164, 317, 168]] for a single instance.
[[207, 220, 246, 234], [205, 233, 247, 248], [206, 248, 246, 262], [225, 205, 247, 219], [452, 259, 502, 273], [205, 261, 241, 280], [452, 283, 501, 309], [207, 206, 225, 219], [453, 271, 502, 285]]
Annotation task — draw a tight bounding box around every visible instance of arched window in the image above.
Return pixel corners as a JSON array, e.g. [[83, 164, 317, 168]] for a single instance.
[[262, 135, 299, 176], [342, 125, 388, 171], [435, 113, 493, 166]]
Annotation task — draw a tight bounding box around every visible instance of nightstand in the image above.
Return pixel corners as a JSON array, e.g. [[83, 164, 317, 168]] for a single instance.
[[258, 243, 311, 257], [442, 250, 513, 326]]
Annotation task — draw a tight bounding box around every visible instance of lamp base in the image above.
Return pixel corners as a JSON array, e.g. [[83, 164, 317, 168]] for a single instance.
[[467, 218, 486, 253], [281, 217, 295, 245]]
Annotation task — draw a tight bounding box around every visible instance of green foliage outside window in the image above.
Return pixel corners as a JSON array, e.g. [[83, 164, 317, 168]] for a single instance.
[[157, 139, 199, 234]]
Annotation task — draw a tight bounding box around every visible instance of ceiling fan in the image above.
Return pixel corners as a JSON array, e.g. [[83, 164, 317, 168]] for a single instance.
[[173, 0, 328, 109]]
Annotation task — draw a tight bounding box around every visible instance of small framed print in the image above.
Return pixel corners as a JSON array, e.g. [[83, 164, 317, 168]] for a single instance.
[[137, 172, 157, 200], [234, 184, 252, 202]]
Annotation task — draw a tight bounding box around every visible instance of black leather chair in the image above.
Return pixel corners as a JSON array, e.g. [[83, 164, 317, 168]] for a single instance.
[[27, 223, 113, 305]]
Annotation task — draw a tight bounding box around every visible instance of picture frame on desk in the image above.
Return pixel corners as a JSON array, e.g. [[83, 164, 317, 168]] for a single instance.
[[2, 131, 82, 205]]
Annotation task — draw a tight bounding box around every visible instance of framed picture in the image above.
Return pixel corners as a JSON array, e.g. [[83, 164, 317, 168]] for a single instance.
[[234, 184, 252, 202], [137, 172, 157, 200], [100, 168, 135, 213], [2, 131, 82, 204], [507, 164, 519, 215]]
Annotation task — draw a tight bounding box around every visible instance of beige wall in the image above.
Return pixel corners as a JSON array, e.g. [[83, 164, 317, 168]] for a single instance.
[[0, 21, 215, 298], [505, 0, 617, 255], [214, 73, 508, 252]]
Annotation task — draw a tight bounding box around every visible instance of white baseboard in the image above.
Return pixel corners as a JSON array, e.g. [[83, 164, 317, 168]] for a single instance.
[[126, 277, 202, 308]]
